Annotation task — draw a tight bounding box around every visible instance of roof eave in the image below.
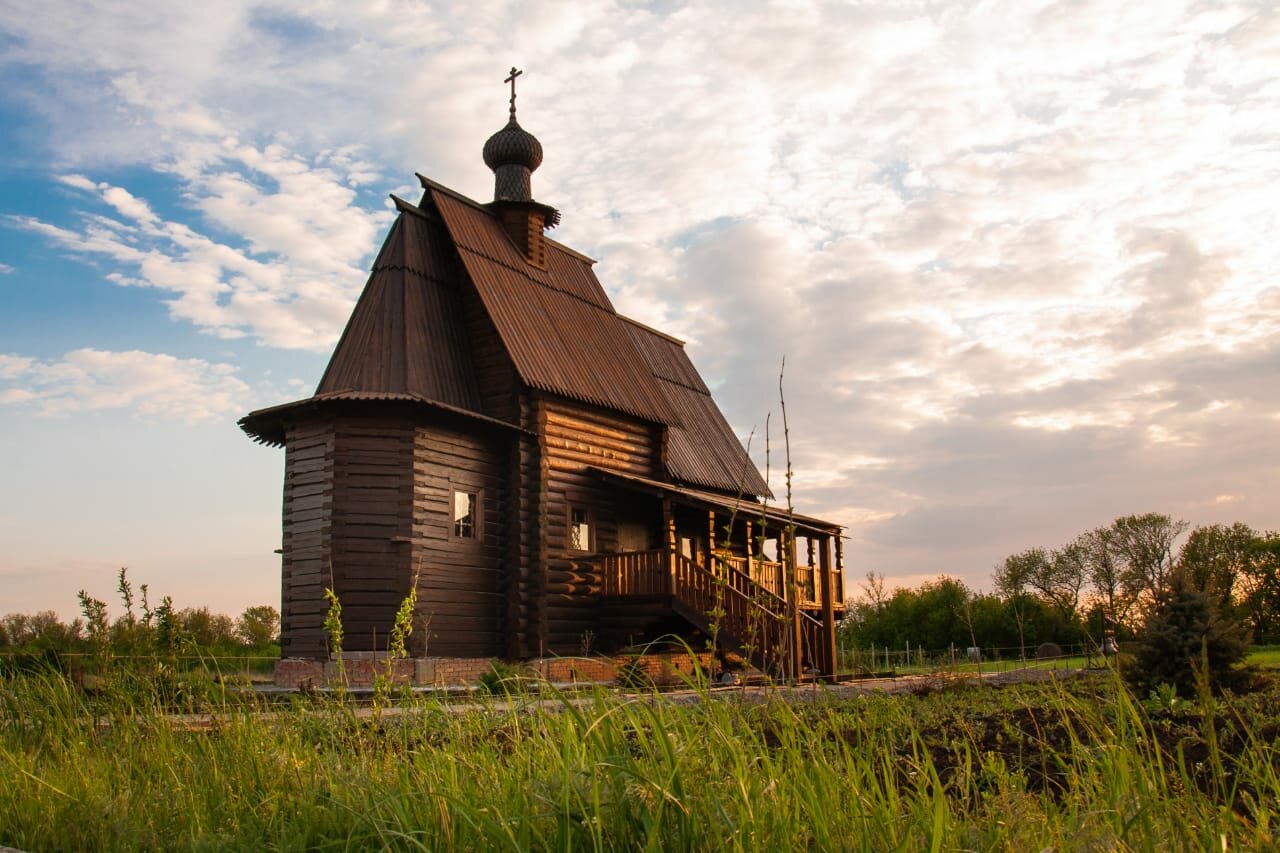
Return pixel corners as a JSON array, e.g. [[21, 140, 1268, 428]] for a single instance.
[[238, 393, 530, 448], [586, 467, 841, 534]]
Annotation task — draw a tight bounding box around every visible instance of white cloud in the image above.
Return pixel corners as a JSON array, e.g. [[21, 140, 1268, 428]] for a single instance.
[[0, 349, 250, 423], [0, 263, 13, 274], [12, 146, 390, 348], [3, 0, 1279, 592], [55, 174, 98, 192]]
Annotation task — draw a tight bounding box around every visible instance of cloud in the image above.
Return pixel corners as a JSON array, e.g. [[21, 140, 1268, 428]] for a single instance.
[[3, 0, 1280, 595], [0, 349, 250, 422], [0, 263, 13, 274], [9, 145, 390, 348]]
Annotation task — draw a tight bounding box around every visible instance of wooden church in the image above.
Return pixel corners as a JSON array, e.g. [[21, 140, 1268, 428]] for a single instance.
[[240, 72, 846, 678]]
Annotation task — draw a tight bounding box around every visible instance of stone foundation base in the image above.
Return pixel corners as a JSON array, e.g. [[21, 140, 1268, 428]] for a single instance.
[[274, 650, 726, 690]]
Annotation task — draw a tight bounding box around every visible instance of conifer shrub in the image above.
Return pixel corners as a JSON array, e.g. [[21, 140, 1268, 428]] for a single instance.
[[1126, 571, 1252, 696]]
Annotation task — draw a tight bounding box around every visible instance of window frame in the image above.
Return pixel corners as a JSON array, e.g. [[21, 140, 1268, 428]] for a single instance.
[[451, 487, 482, 541], [567, 505, 594, 553]]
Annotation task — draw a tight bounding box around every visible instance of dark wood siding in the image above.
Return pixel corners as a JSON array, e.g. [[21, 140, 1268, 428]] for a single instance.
[[457, 260, 518, 423], [410, 423, 508, 657], [280, 421, 334, 659], [329, 417, 414, 652], [507, 395, 542, 658], [536, 395, 663, 652]]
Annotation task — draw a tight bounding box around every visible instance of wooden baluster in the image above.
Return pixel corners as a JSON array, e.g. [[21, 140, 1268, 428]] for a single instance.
[[662, 498, 675, 596], [807, 536, 817, 606]]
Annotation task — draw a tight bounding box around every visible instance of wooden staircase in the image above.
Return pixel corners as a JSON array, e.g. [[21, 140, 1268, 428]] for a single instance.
[[599, 549, 833, 679]]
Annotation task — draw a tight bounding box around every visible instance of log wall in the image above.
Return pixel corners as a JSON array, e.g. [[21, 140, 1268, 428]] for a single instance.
[[535, 395, 664, 653], [280, 421, 335, 658], [410, 422, 508, 658], [329, 417, 415, 652], [507, 396, 542, 658], [458, 265, 518, 422]]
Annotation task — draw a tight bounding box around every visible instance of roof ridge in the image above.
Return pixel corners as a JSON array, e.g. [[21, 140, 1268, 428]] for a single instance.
[[417, 172, 597, 265], [544, 236, 596, 265], [416, 173, 487, 210], [618, 313, 687, 346], [391, 194, 428, 217]]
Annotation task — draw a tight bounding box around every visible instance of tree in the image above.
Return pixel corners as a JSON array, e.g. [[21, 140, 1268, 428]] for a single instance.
[[1080, 526, 1132, 626], [1127, 569, 1251, 697], [178, 607, 237, 647], [1109, 513, 1189, 610], [1040, 537, 1088, 624], [0, 612, 83, 650], [994, 549, 1049, 659], [1178, 522, 1255, 609], [1238, 532, 1280, 644], [236, 605, 280, 647], [861, 571, 887, 610]]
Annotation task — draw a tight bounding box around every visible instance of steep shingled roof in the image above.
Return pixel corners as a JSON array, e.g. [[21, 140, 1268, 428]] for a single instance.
[[426, 185, 679, 427], [240, 177, 771, 498], [314, 202, 481, 409], [621, 317, 772, 498]]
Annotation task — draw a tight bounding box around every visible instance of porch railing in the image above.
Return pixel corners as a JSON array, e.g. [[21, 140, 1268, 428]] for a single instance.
[[714, 554, 784, 599], [600, 549, 667, 596], [598, 549, 830, 677], [712, 553, 837, 609]]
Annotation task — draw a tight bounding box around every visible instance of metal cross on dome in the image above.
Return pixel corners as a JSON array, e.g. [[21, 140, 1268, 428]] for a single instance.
[[505, 67, 523, 121]]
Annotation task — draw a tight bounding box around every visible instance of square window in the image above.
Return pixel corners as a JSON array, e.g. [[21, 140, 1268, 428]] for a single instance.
[[570, 507, 591, 551], [453, 490, 477, 539]]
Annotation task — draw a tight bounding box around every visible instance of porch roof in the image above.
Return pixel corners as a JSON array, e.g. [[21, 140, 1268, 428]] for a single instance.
[[585, 467, 842, 536]]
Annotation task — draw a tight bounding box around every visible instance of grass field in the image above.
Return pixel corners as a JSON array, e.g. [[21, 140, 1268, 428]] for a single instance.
[[846, 645, 1280, 678], [1248, 645, 1280, 669], [2, 664, 1277, 850]]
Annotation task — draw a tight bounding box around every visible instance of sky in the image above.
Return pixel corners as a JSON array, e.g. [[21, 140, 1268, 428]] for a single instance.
[[1, 0, 1278, 621]]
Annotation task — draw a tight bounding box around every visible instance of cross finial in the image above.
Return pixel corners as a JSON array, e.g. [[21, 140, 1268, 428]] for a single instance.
[[504, 67, 523, 121]]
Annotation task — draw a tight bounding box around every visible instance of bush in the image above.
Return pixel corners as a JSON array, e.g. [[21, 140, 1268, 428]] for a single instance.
[[1035, 642, 1063, 660], [476, 661, 528, 696], [1126, 571, 1252, 696]]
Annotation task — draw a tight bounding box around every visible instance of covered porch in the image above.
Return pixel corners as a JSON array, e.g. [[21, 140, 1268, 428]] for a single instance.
[[585, 469, 846, 680]]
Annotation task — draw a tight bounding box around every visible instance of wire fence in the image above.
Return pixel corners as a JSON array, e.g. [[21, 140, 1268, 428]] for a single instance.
[[0, 651, 279, 679], [838, 641, 1110, 677], [4, 642, 1122, 684]]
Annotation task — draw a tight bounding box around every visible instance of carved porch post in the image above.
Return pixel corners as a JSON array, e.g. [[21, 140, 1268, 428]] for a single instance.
[[819, 533, 837, 678]]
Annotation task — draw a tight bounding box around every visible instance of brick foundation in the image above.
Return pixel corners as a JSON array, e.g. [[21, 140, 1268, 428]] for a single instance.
[[274, 650, 728, 689]]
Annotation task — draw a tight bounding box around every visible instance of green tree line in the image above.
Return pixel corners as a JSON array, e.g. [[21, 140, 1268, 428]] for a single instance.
[[842, 514, 1280, 655], [1, 567, 279, 672]]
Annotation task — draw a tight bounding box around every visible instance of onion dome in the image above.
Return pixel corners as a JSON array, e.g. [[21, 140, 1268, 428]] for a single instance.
[[483, 119, 543, 173], [484, 67, 545, 203]]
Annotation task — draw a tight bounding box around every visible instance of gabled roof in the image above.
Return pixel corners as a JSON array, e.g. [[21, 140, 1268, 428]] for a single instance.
[[315, 202, 480, 409], [621, 317, 772, 497], [241, 175, 772, 497], [424, 182, 679, 427]]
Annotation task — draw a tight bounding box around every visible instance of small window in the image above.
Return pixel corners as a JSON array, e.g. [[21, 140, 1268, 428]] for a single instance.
[[569, 507, 592, 552], [453, 490, 477, 539]]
